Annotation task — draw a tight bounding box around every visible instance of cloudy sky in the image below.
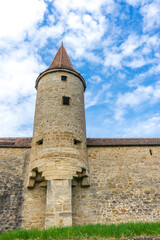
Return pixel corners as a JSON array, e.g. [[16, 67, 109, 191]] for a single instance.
[[0, 0, 160, 138]]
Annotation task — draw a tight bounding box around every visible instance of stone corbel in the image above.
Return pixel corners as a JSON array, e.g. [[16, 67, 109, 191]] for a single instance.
[[27, 169, 46, 189]]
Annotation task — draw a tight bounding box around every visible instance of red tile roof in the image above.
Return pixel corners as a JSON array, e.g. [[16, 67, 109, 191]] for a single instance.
[[87, 138, 160, 146], [0, 138, 32, 148], [0, 138, 160, 148], [48, 43, 77, 72]]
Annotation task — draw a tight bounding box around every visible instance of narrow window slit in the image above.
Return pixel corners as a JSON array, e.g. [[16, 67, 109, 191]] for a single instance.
[[74, 139, 81, 145], [61, 75, 67, 81], [149, 149, 152, 155], [37, 139, 43, 145]]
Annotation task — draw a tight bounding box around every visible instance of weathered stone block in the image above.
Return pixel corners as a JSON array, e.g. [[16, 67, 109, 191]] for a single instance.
[[81, 177, 90, 187]]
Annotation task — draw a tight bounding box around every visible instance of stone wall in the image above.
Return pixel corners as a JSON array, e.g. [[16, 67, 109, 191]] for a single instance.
[[0, 148, 29, 233], [22, 182, 46, 229], [72, 146, 160, 225], [0, 144, 160, 232]]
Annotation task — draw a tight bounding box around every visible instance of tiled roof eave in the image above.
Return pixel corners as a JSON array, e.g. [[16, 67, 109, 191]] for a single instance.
[[0, 137, 32, 148], [0, 138, 160, 148], [87, 138, 160, 146], [35, 67, 86, 91]]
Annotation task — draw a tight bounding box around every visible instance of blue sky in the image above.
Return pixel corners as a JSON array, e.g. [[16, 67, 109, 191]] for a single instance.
[[0, 0, 160, 138]]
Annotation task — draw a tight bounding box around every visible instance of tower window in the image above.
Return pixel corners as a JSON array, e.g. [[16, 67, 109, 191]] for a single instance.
[[74, 139, 81, 145], [36, 139, 43, 145], [61, 75, 67, 81], [63, 96, 70, 105]]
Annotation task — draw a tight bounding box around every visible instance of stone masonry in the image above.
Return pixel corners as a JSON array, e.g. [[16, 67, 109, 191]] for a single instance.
[[25, 44, 89, 228], [73, 146, 160, 225], [0, 44, 160, 233], [0, 147, 29, 233], [0, 142, 160, 231]]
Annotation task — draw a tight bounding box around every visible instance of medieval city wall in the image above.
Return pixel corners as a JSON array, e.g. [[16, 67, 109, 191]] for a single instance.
[[0, 144, 160, 232], [0, 147, 29, 233], [73, 146, 160, 225]]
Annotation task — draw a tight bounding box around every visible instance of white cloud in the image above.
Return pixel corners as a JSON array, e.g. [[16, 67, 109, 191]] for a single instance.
[[0, 97, 35, 137], [120, 34, 143, 56], [124, 0, 160, 44], [117, 86, 153, 107], [63, 14, 108, 60], [85, 91, 101, 109], [54, 0, 117, 16], [104, 31, 160, 70], [128, 62, 160, 87], [141, 0, 160, 32], [30, 23, 65, 48], [88, 75, 103, 84], [146, 34, 160, 49], [103, 34, 148, 69], [126, 58, 147, 68], [115, 81, 160, 120], [104, 52, 122, 68], [85, 83, 111, 109], [123, 113, 160, 137], [0, 0, 48, 137], [124, 0, 151, 7], [44, 0, 118, 62], [0, 47, 44, 102], [0, 0, 46, 42], [125, 0, 140, 6], [0, 45, 45, 137]]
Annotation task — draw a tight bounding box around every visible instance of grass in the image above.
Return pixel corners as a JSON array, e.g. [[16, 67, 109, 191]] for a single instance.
[[0, 222, 160, 240]]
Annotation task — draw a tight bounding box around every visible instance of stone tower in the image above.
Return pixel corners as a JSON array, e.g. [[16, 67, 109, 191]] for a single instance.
[[27, 43, 89, 228]]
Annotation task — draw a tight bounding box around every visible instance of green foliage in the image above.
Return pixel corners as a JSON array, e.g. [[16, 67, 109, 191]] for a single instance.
[[0, 222, 160, 240]]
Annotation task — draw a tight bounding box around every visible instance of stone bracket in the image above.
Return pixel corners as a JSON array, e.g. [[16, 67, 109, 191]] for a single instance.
[[27, 169, 46, 189], [81, 176, 90, 187], [72, 168, 90, 188], [27, 165, 90, 189]]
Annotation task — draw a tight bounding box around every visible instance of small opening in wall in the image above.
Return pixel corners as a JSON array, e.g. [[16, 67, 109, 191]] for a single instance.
[[61, 75, 67, 81], [36, 139, 43, 145], [149, 149, 152, 155], [63, 96, 70, 105], [74, 139, 81, 145]]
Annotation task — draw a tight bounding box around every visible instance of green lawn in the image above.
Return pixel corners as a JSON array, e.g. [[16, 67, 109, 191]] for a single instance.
[[0, 222, 160, 240]]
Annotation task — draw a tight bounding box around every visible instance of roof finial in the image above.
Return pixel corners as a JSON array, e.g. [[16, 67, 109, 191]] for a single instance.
[[61, 41, 63, 46]]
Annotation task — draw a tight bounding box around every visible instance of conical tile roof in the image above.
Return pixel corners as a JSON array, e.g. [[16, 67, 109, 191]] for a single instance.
[[48, 43, 77, 72]]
